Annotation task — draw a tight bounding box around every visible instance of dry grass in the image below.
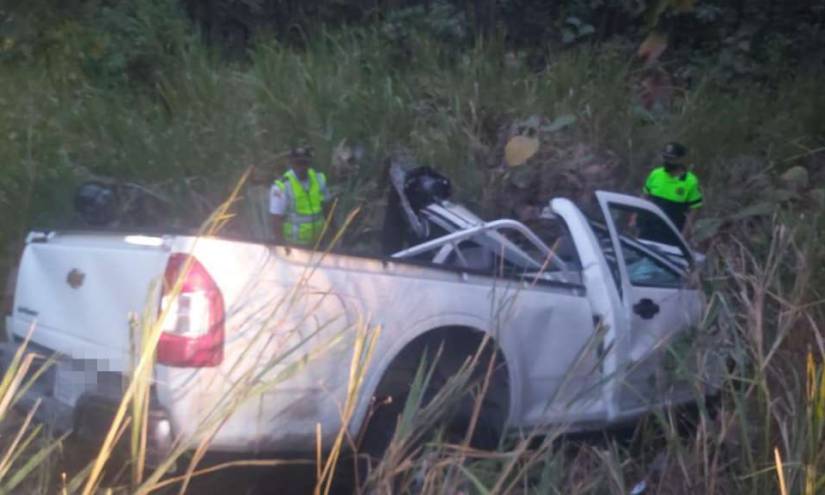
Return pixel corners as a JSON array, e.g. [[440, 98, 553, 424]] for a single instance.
[[0, 8, 824, 493], [0, 175, 822, 495]]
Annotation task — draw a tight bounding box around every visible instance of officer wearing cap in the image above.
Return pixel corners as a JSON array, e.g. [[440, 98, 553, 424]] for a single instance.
[[640, 142, 703, 239], [270, 147, 331, 246]]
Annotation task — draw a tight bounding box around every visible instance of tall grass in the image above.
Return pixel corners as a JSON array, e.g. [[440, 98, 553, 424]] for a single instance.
[[2, 20, 823, 252], [0, 172, 386, 494], [0, 147, 820, 492], [351, 215, 823, 495], [0, 327, 64, 494], [1, 5, 824, 493]]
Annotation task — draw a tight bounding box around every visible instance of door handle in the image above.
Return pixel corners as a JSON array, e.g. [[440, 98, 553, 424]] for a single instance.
[[633, 298, 660, 319]]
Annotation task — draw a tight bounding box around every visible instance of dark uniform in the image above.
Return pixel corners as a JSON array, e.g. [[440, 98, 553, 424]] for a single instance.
[[639, 164, 702, 244], [643, 166, 703, 229]]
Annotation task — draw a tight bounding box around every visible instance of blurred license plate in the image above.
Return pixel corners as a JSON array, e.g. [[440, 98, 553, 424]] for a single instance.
[[53, 361, 90, 406]]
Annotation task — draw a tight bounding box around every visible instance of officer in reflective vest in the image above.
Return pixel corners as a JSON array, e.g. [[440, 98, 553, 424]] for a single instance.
[[640, 142, 703, 240], [269, 147, 330, 246]]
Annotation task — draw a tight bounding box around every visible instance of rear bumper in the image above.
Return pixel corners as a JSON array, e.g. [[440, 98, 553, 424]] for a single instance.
[[73, 393, 175, 467], [0, 342, 174, 467]]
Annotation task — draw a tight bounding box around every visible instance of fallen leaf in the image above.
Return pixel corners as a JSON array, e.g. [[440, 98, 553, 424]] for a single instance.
[[505, 135, 540, 167], [672, 0, 695, 13], [638, 31, 668, 65]]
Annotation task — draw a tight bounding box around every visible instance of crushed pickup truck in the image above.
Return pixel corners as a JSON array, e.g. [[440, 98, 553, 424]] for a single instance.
[[2, 168, 722, 464]]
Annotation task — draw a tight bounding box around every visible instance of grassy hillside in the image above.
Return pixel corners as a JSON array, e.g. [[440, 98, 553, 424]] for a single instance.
[[1, 3, 823, 250], [0, 1, 824, 493]]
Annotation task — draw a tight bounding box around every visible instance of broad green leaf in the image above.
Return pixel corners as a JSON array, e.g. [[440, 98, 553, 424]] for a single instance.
[[729, 202, 776, 221], [768, 189, 798, 203], [807, 188, 825, 208], [542, 114, 577, 133], [780, 166, 809, 190], [638, 31, 668, 64], [565, 16, 582, 27], [509, 167, 534, 189], [579, 24, 596, 36], [519, 115, 542, 131]]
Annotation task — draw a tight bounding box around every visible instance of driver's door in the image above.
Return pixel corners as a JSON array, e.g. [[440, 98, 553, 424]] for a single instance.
[[593, 191, 704, 413]]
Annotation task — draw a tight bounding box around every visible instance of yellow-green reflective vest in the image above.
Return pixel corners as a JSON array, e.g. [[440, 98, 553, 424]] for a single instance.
[[274, 169, 325, 245]]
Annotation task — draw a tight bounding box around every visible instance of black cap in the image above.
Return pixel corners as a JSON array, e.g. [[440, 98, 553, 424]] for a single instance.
[[662, 142, 687, 160], [290, 146, 313, 163]]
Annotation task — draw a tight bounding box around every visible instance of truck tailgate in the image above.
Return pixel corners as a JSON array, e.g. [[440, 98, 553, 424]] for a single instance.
[[8, 233, 170, 371]]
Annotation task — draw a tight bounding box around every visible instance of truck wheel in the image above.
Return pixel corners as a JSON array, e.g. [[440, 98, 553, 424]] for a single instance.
[[359, 337, 509, 463]]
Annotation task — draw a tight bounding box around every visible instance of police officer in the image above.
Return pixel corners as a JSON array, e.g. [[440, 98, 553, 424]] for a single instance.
[[640, 142, 703, 240], [269, 147, 330, 246]]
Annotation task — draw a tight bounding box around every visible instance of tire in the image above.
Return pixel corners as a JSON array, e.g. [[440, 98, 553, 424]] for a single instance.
[[359, 336, 509, 462]]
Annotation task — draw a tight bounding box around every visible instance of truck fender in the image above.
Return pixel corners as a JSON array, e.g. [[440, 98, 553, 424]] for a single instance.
[[348, 313, 520, 437]]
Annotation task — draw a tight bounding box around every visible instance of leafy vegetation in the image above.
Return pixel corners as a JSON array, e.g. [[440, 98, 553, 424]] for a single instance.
[[0, 0, 823, 493]]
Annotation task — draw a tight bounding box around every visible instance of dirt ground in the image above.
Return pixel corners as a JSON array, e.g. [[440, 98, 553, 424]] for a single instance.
[[167, 454, 359, 495], [55, 439, 357, 495]]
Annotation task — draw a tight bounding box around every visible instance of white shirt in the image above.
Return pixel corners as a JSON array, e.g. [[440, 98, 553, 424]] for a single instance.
[[269, 169, 329, 216]]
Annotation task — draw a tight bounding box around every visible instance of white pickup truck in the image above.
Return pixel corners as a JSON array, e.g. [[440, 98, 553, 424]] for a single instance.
[[2, 189, 718, 462]]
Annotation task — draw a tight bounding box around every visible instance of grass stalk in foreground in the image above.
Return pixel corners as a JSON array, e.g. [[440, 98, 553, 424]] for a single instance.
[[77, 168, 254, 495]]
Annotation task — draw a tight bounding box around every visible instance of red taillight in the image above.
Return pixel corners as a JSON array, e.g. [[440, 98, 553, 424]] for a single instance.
[[157, 253, 224, 367]]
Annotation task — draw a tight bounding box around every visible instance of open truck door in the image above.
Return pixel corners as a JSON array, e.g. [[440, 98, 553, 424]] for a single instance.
[[592, 191, 704, 414], [550, 198, 628, 423]]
